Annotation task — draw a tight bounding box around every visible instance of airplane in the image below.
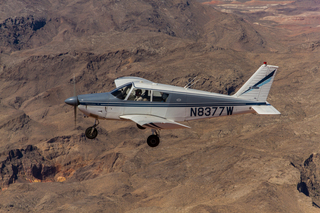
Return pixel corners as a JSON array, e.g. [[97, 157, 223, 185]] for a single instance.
[[65, 62, 280, 147]]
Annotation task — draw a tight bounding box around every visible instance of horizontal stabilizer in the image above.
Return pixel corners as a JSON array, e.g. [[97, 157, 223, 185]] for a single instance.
[[252, 105, 280, 115], [120, 115, 191, 129]]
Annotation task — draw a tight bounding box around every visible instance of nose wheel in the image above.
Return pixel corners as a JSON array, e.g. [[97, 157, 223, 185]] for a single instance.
[[85, 119, 99, 139], [147, 129, 160, 147]]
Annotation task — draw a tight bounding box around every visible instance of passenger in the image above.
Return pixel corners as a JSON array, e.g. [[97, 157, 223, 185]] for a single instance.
[[141, 90, 149, 101], [161, 92, 169, 102], [134, 89, 143, 101]]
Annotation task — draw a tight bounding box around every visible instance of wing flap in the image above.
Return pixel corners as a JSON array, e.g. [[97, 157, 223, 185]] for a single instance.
[[252, 105, 280, 115], [120, 115, 190, 129]]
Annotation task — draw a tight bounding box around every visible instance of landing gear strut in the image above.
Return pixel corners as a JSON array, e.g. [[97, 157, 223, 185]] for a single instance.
[[147, 129, 160, 147], [85, 119, 99, 139]]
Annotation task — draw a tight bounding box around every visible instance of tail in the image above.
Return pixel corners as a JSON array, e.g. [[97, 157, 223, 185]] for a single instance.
[[233, 62, 278, 102], [233, 62, 280, 114]]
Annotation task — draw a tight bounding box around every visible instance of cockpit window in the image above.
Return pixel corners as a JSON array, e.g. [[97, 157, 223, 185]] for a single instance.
[[111, 83, 132, 100], [152, 91, 169, 102], [127, 89, 151, 101]]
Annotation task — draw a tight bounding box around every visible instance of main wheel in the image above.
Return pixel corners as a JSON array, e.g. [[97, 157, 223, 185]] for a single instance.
[[85, 126, 98, 139], [147, 135, 160, 147]]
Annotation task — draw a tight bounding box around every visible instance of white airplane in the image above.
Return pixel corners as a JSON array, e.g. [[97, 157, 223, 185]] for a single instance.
[[65, 62, 280, 147]]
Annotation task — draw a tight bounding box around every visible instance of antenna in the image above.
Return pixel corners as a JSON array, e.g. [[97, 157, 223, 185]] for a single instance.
[[188, 79, 200, 88], [184, 76, 199, 89]]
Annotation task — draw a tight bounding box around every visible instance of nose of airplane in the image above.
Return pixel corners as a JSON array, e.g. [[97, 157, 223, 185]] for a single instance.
[[65, 96, 79, 106]]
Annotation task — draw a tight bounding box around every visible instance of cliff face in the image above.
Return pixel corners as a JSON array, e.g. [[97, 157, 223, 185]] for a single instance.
[[0, 0, 320, 212]]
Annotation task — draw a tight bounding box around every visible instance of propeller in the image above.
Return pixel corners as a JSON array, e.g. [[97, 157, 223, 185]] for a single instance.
[[65, 74, 79, 128], [73, 74, 77, 128]]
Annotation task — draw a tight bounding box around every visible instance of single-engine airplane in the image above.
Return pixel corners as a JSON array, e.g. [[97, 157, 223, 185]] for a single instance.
[[65, 62, 280, 147]]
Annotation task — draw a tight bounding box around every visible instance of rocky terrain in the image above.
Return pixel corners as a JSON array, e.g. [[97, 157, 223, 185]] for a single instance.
[[0, 0, 320, 212]]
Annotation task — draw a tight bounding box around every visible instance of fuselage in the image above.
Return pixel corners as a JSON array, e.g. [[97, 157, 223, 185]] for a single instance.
[[75, 81, 264, 122]]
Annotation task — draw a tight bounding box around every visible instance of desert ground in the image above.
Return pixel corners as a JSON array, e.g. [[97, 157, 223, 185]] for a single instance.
[[0, 0, 320, 212]]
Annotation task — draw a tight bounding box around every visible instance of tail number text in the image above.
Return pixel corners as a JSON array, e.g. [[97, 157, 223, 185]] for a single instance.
[[190, 107, 233, 117]]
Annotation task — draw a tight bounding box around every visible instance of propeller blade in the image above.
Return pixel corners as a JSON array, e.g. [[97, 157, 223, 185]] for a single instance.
[[74, 105, 77, 128], [73, 74, 76, 97], [65, 74, 79, 129], [73, 74, 77, 128]]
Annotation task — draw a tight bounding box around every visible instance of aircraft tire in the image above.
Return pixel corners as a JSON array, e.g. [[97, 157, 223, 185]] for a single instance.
[[147, 135, 160, 147], [85, 127, 98, 139]]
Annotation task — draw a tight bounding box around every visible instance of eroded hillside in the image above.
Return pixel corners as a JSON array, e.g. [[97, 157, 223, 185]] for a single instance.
[[0, 0, 320, 212]]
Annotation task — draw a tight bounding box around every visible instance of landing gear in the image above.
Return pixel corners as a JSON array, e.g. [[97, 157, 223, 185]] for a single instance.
[[147, 129, 160, 147], [85, 127, 98, 139], [85, 119, 99, 139]]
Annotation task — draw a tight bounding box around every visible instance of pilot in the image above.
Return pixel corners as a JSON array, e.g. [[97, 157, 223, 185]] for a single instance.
[[134, 89, 143, 101]]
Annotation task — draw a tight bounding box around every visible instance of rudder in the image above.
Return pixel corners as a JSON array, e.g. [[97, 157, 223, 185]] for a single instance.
[[233, 63, 278, 102]]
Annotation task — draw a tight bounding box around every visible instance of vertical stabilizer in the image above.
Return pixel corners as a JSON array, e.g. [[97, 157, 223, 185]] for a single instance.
[[233, 63, 278, 102]]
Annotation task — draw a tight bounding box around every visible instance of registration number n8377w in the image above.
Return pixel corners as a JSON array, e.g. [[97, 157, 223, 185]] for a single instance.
[[190, 107, 234, 117]]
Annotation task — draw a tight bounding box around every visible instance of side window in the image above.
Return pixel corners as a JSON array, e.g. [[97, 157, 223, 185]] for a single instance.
[[152, 91, 169, 102], [128, 88, 150, 101], [111, 83, 132, 100]]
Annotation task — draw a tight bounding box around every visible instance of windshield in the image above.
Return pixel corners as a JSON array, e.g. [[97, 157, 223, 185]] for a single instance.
[[111, 83, 132, 100]]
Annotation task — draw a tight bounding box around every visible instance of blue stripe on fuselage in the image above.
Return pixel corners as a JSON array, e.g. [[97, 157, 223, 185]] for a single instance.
[[79, 102, 268, 107]]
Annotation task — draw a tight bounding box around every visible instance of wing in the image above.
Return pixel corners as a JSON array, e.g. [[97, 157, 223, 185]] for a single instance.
[[120, 115, 191, 129], [114, 77, 154, 88]]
